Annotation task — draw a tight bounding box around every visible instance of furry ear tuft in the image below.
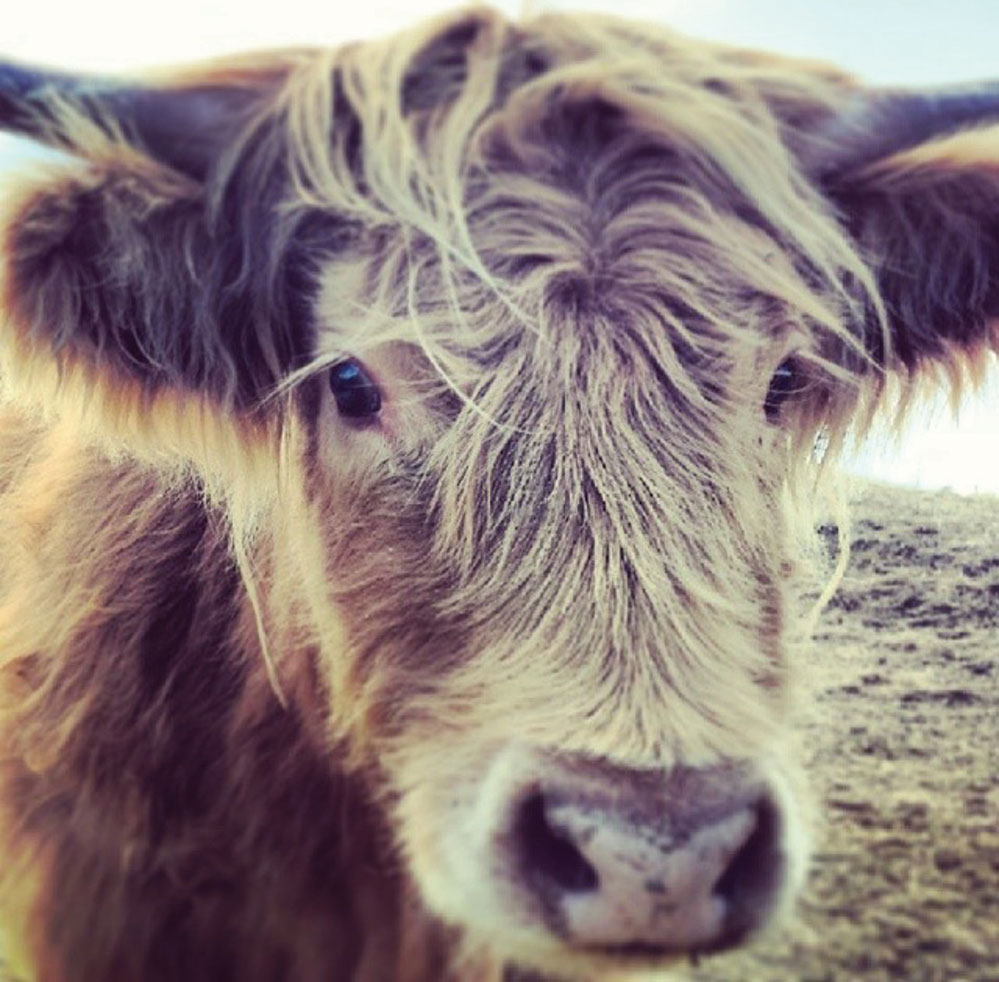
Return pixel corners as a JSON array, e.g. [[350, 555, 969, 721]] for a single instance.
[[0, 57, 342, 414], [826, 128, 999, 376], [3, 155, 324, 410]]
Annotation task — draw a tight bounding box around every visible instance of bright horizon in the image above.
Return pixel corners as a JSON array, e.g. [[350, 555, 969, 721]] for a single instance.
[[1, 0, 997, 494]]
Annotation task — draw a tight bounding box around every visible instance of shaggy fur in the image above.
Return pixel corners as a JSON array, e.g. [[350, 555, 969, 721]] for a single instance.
[[0, 6, 997, 981]]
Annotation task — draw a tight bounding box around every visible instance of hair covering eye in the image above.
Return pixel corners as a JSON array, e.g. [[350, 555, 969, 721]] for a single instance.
[[764, 359, 799, 422]]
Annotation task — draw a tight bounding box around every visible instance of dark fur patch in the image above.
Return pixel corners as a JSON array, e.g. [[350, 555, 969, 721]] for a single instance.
[[130, 501, 243, 830], [830, 166, 999, 370], [3, 469, 393, 980]]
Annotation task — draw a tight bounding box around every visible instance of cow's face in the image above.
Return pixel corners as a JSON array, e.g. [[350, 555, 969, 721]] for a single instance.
[[2, 8, 998, 978], [282, 69, 871, 974], [298, 324, 808, 972], [294, 157, 825, 973]]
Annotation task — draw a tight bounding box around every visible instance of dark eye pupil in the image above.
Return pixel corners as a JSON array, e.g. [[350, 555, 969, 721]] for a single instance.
[[764, 359, 798, 422], [329, 359, 381, 419]]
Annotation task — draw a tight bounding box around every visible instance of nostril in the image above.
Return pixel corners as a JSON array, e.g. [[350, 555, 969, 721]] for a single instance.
[[712, 797, 783, 939], [514, 791, 599, 894]]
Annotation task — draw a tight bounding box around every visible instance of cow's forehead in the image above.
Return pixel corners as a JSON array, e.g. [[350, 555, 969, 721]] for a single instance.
[[294, 16, 876, 443], [313, 198, 808, 411]]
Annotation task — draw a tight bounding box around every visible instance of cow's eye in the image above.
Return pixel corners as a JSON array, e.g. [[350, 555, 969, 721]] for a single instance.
[[329, 359, 381, 419], [764, 358, 799, 423]]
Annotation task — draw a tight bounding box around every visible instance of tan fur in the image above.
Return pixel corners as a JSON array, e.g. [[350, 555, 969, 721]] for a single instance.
[[0, 6, 996, 981]]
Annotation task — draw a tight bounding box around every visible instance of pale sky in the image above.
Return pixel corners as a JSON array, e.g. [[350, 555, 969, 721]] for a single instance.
[[1, 1, 997, 493]]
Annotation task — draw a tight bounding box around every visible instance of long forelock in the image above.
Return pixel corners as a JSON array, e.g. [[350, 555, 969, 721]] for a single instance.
[[274, 6, 885, 426], [251, 10, 903, 664], [245, 6, 908, 662]]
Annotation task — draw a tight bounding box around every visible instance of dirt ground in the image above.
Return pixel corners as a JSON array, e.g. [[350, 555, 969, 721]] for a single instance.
[[681, 482, 999, 982]]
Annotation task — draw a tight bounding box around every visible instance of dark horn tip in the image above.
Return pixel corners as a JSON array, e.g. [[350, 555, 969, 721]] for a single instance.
[[0, 61, 53, 131], [0, 59, 117, 138]]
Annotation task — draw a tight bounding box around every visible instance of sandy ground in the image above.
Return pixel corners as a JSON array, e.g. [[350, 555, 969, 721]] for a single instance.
[[1, 482, 996, 981], [682, 482, 999, 982]]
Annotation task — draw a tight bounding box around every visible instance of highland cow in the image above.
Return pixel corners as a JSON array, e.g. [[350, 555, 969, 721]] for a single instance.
[[0, 7, 996, 981]]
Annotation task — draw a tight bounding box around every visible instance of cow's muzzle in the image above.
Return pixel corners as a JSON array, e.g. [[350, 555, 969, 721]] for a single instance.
[[495, 750, 791, 958]]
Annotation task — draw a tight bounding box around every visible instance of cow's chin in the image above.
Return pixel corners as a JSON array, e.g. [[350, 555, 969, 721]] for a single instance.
[[391, 740, 809, 979]]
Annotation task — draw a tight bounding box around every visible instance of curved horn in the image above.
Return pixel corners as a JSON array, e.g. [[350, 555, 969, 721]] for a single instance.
[[0, 60, 264, 178], [808, 81, 999, 181]]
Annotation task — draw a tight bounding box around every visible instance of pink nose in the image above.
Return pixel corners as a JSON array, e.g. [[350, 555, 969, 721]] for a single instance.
[[508, 759, 785, 956]]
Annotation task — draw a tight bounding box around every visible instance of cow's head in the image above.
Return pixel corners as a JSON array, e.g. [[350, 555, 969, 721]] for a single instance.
[[1, 9, 997, 977]]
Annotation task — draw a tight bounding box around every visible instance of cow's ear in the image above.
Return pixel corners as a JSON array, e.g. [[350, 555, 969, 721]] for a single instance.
[[805, 84, 999, 374], [0, 56, 326, 418]]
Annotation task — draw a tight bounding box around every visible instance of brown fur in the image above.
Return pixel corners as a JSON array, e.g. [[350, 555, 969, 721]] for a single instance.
[[0, 7, 996, 981]]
